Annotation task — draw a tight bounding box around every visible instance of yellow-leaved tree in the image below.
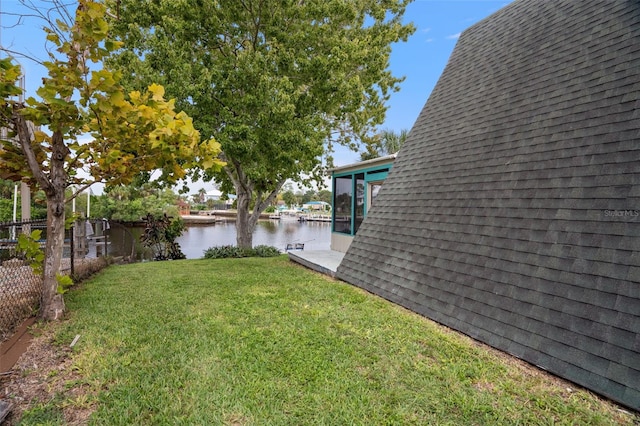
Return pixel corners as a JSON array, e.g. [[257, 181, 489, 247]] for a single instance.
[[0, 0, 224, 320]]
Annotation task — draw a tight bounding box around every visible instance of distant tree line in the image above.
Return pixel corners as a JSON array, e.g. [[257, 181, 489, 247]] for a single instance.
[[0, 178, 46, 222]]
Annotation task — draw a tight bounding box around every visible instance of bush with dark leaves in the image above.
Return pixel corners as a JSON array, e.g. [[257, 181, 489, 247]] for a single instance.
[[203, 244, 281, 259]]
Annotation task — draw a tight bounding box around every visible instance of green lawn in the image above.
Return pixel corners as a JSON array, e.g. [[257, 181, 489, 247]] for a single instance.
[[22, 256, 636, 425]]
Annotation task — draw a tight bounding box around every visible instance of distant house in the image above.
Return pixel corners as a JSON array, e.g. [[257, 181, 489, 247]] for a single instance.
[[330, 154, 395, 252], [203, 189, 235, 209], [177, 199, 190, 216], [302, 201, 330, 211], [204, 189, 223, 202], [336, 0, 639, 411]]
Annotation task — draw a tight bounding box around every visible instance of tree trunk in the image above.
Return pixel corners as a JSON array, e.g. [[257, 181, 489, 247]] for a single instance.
[[40, 192, 66, 320], [233, 176, 286, 249], [235, 189, 257, 249], [39, 130, 70, 321], [227, 161, 286, 249]]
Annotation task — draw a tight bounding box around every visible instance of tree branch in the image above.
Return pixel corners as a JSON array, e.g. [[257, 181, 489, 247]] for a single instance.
[[253, 179, 285, 218], [65, 181, 95, 203], [0, 47, 45, 66], [11, 105, 52, 193]]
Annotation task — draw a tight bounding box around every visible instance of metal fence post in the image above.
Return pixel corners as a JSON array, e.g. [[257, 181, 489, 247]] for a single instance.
[[70, 222, 75, 277]]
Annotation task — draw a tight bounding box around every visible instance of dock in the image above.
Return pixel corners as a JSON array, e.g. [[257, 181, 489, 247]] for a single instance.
[[180, 215, 226, 225], [298, 214, 331, 222]]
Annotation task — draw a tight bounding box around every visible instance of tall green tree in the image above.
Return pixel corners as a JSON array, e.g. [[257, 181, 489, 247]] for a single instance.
[[281, 190, 297, 209], [301, 190, 317, 205], [360, 128, 409, 161], [318, 189, 332, 205], [108, 0, 415, 248], [91, 183, 181, 222], [0, 0, 224, 320]]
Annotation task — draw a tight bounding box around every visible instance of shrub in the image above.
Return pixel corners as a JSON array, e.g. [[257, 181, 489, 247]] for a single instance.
[[203, 244, 281, 259], [253, 245, 281, 257], [203, 245, 249, 259], [140, 213, 186, 260]]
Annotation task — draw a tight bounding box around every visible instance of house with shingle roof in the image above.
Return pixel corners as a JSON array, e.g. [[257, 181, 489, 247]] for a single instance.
[[336, 0, 640, 410]]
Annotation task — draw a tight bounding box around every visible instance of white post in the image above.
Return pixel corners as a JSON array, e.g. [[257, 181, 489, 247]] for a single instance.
[[12, 184, 18, 222], [11, 184, 18, 240], [86, 189, 90, 218], [20, 182, 30, 220], [21, 182, 31, 235]]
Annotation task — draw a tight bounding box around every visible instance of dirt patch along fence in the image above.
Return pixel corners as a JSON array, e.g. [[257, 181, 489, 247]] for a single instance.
[[0, 219, 121, 342]]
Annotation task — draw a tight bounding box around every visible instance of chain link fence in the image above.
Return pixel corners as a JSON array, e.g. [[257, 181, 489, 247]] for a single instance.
[[0, 219, 133, 342], [0, 220, 46, 341]]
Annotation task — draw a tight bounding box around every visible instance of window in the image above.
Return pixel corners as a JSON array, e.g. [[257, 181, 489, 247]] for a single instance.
[[333, 176, 352, 234], [332, 163, 392, 236]]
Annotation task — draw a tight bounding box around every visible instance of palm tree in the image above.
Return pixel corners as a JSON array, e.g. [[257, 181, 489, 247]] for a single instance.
[[197, 188, 207, 204], [360, 128, 408, 161]]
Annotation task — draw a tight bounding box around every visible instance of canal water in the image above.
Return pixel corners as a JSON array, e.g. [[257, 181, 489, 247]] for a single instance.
[[176, 219, 332, 259]]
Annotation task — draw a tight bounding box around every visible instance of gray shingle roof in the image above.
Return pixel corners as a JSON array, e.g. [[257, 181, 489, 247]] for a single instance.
[[336, 0, 640, 411]]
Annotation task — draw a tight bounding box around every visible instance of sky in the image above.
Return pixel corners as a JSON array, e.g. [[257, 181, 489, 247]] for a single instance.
[[1, 0, 514, 193]]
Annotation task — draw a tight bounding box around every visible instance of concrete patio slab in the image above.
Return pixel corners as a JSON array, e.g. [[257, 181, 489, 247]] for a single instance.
[[287, 250, 344, 278]]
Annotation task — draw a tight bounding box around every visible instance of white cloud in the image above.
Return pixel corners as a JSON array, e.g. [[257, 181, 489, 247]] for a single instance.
[[446, 32, 461, 40], [425, 38, 434, 43]]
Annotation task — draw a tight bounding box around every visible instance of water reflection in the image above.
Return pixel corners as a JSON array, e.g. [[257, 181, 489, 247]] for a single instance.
[[176, 220, 331, 259]]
